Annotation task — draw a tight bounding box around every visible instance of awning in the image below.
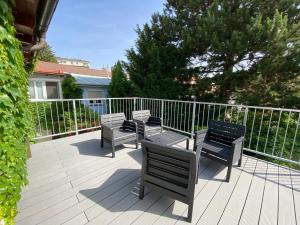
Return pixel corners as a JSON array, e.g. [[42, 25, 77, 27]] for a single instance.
[[71, 74, 111, 86]]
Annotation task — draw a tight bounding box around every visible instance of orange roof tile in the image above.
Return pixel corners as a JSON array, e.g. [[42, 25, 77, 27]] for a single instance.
[[34, 61, 111, 78]]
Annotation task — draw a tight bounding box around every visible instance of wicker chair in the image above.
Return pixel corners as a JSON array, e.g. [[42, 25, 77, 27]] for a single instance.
[[139, 140, 201, 222], [100, 113, 138, 158], [132, 110, 162, 138], [195, 120, 245, 182]]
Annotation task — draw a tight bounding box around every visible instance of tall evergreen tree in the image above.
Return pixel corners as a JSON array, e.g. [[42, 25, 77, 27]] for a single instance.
[[125, 13, 194, 99], [166, 0, 300, 106], [126, 0, 300, 107], [108, 61, 136, 97]]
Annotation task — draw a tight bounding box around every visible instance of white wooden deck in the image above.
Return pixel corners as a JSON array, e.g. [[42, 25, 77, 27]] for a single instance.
[[17, 131, 300, 225]]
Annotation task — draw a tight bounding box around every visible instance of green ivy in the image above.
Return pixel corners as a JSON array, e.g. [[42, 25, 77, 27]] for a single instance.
[[0, 1, 33, 224]]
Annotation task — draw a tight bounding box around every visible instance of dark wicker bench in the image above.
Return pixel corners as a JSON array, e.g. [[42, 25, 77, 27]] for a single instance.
[[132, 110, 162, 138], [139, 140, 201, 222], [195, 120, 245, 182], [100, 113, 138, 158]]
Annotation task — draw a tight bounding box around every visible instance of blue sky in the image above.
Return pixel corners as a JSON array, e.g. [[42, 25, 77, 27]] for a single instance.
[[47, 0, 165, 69]]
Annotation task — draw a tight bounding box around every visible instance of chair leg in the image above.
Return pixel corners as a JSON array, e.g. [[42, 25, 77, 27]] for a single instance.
[[187, 202, 193, 222], [101, 138, 104, 148], [226, 165, 232, 182], [238, 145, 243, 167], [100, 130, 104, 148], [196, 161, 200, 184], [238, 153, 243, 167], [139, 181, 144, 199], [112, 145, 115, 158], [238, 157, 242, 167], [186, 139, 189, 150]]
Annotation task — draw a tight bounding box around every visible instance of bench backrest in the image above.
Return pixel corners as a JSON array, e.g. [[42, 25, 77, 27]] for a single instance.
[[141, 140, 196, 200], [101, 113, 125, 127], [132, 110, 151, 121], [207, 120, 245, 146]]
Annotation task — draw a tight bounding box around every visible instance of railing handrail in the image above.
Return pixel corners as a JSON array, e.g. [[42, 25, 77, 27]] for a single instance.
[[29, 97, 139, 102], [29, 97, 300, 166], [30, 97, 300, 113], [141, 97, 300, 113]]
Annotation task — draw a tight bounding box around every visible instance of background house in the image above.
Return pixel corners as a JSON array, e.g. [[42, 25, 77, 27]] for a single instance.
[[29, 60, 112, 100], [57, 57, 90, 67]]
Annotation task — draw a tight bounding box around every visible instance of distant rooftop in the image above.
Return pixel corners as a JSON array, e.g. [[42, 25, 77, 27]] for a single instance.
[[56, 57, 90, 63], [35, 61, 112, 78], [57, 57, 91, 68]]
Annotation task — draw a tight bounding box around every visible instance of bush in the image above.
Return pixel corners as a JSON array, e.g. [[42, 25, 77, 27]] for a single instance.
[[0, 1, 33, 224], [62, 75, 83, 99], [30, 101, 100, 137]]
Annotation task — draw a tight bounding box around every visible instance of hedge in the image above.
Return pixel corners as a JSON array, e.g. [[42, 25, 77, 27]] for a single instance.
[[0, 1, 33, 224]]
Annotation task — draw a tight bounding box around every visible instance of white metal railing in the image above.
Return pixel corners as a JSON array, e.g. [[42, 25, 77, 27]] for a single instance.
[[30, 97, 300, 165]]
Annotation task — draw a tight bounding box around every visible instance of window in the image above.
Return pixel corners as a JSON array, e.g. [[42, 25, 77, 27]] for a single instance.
[[36, 81, 44, 99], [29, 81, 35, 99], [28, 80, 61, 100], [88, 90, 102, 104], [46, 82, 59, 99]]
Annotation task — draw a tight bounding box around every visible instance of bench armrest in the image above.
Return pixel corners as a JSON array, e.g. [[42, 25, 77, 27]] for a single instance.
[[101, 124, 120, 139], [232, 136, 244, 145], [195, 142, 202, 162], [193, 129, 207, 151], [195, 129, 208, 135], [101, 124, 120, 131], [231, 136, 244, 162]]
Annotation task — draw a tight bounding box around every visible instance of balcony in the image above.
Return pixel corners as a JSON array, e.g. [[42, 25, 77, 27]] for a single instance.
[[17, 97, 300, 224]]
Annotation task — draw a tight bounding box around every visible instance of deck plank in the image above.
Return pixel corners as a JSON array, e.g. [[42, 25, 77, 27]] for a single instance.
[[83, 178, 140, 221], [62, 213, 88, 225], [258, 163, 279, 225], [16, 163, 138, 222], [144, 158, 211, 225], [290, 168, 300, 225], [217, 157, 257, 225], [109, 191, 162, 225], [106, 158, 210, 225], [239, 159, 268, 225], [37, 172, 140, 225], [16, 131, 300, 225], [277, 166, 296, 225], [166, 162, 227, 225], [196, 157, 250, 225]]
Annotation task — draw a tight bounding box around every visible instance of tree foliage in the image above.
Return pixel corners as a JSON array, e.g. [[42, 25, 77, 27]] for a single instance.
[[62, 75, 83, 99], [36, 42, 57, 62], [125, 13, 194, 99], [108, 61, 137, 97], [0, 1, 33, 224], [126, 0, 300, 107]]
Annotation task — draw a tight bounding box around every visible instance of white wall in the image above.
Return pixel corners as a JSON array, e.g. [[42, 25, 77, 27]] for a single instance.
[[81, 86, 109, 115], [29, 73, 64, 99]]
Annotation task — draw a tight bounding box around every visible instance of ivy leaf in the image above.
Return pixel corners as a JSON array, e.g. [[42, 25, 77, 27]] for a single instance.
[[0, 1, 8, 15], [0, 93, 13, 107], [8, 87, 22, 101]]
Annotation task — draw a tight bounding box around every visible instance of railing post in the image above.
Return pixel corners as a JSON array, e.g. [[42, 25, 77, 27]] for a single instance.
[[134, 97, 136, 111], [161, 100, 164, 131], [109, 99, 112, 114], [243, 106, 248, 126], [191, 101, 196, 138], [141, 98, 143, 110], [242, 106, 249, 153], [72, 100, 78, 135]]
